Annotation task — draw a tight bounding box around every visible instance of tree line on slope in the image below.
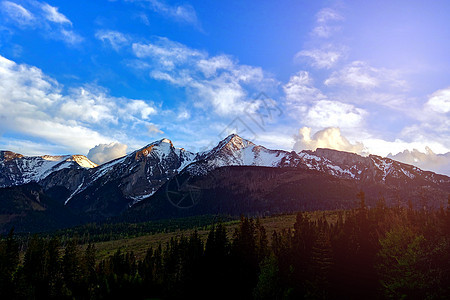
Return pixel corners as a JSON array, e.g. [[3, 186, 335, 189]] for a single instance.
[[1, 195, 450, 299]]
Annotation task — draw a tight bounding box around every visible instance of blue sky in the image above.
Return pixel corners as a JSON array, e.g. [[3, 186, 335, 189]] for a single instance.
[[0, 0, 449, 174]]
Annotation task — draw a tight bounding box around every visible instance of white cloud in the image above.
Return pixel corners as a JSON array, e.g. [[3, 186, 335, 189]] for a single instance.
[[0, 54, 158, 154], [305, 100, 367, 129], [363, 137, 448, 158], [176, 109, 190, 120], [253, 132, 295, 152], [425, 87, 450, 114], [137, 13, 150, 25], [294, 44, 348, 69], [293, 127, 366, 154], [0, 1, 82, 46], [295, 49, 340, 69], [125, 100, 157, 119], [1, 1, 34, 26], [11, 118, 112, 154], [312, 8, 343, 38], [324, 61, 406, 89], [197, 55, 234, 77], [131, 37, 277, 116], [59, 29, 83, 45], [388, 147, 450, 176], [394, 88, 450, 153], [191, 79, 247, 115], [0, 138, 70, 156], [147, 123, 164, 135], [87, 142, 128, 165], [96, 30, 129, 51], [59, 88, 117, 124], [283, 71, 326, 104], [325, 61, 378, 88], [399, 121, 450, 151], [316, 7, 343, 23], [132, 37, 204, 69], [41, 2, 72, 25], [133, 0, 199, 26]]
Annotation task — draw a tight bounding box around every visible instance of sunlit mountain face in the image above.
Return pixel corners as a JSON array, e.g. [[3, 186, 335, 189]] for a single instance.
[[1, 2, 450, 299]]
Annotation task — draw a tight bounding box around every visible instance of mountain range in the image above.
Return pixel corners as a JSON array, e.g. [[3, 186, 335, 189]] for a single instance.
[[1, 134, 449, 232]]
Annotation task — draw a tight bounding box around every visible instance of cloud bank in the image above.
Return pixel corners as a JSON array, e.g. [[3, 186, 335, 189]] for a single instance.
[[0, 55, 157, 154], [131, 37, 276, 116]]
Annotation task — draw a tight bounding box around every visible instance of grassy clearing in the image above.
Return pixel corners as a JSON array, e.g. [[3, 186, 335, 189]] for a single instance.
[[89, 211, 342, 261]]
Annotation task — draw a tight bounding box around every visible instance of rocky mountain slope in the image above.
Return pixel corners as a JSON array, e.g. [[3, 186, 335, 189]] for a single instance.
[[1, 134, 449, 231], [0, 151, 97, 188]]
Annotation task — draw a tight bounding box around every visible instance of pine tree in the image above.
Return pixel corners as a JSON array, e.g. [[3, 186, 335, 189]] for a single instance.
[[47, 236, 64, 298], [256, 218, 269, 263], [307, 230, 333, 299], [23, 235, 48, 298], [253, 255, 281, 300], [84, 243, 97, 296], [62, 239, 83, 297], [0, 228, 19, 298]]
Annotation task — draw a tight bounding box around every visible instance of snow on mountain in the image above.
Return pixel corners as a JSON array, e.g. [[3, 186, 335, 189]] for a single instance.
[[187, 135, 450, 188], [189, 134, 299, 174], [0, 151, 97, 188], [1, 134, 449, 208], [299, 148, 450, 186], [144, 135, 443, 188], [64, 138, 197, 205]]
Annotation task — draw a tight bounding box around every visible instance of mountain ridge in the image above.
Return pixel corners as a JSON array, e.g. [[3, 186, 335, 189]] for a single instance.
[[0, 134, 449, 231], [2, 135, 449, 196]]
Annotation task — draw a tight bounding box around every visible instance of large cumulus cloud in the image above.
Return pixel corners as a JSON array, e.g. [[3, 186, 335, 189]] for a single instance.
[[293, 127, 366, 155], [87, 142, 128, 165]]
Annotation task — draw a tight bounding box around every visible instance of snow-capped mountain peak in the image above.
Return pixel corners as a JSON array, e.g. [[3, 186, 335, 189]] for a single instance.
[[217, 134, 255, 150], [1, 135, 449, 210], [0, 151, 97, 187], [133, 138, 176, 161], [70, 155, 98, 168], [188, 135, 295, 174]]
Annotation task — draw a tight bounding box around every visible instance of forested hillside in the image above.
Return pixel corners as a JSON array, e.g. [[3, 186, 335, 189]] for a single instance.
[[1, 196, 449, 299]]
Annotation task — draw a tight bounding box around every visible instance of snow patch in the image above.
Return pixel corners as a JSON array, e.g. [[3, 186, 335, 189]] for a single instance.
[[128, 191, 156, 206], [65, 178, 85, 205]]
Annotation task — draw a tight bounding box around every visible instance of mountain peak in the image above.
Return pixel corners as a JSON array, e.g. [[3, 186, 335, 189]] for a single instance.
[[156, 138, 173, 145], [134, 138, 176, 160], [219, 134, 255, 149], [70, 155, 98, 168], [0, 150, 24, 161]]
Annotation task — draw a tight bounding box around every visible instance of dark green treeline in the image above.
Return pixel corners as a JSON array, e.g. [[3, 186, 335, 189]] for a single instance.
[[1, 200, 450, 299]]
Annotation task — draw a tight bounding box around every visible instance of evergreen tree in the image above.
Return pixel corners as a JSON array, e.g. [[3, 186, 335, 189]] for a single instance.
[[0, 228, 19, 298], [377, 226, 428, 299], [307, 230, 333, 299], [253, 255, 281, 300], [62, 239, 84, 298], [46, 236, 64, 298], [23, 235, 48, 298]]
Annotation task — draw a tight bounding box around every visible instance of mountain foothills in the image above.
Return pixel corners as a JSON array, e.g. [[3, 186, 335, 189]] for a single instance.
[[0, 134, 449, 232]]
